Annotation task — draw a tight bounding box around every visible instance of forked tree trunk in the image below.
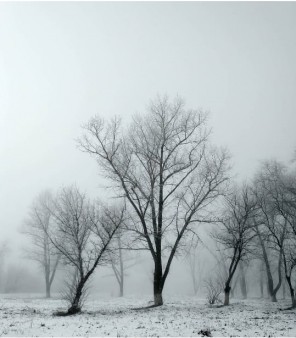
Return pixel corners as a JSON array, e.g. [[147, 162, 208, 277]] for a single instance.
[[44, 255, 59, 299], [268, 255, 282, 303], [154, 291, 163, 306], [270, 292, 277, 302], [257, 227, 283, 303]]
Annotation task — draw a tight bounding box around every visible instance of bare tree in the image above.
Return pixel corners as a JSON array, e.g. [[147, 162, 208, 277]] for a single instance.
[[258, 160, 296, 307], [253, 160, 296, 303], [253, 222, 283, 302], [22, 191, 60, 298], [204, 275, 224, 305], [230, 272, 239, 298], [47, 186, 124, 315], [239, 261, 248, 299], [78, 95, 230, 306], [107, 231, 139, 297], [213, 185, 257, 305], [109, 235, 125, 297], [186, 240, 205, 296]]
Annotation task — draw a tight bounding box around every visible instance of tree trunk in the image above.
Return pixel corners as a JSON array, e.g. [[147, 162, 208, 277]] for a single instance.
[[153, 277, 163, 306], [118, 236, 124, 297], [240, 279, 247, 299], [230, 275, 238, 298], [68, 283, 83, 315], [257, 228, 277, 301], [153, 261, 163, 306], [282, 277, 286, 300], [258, 228, 283, 303], [45, 267, 51, 298], [119, 279, 124, 297], [270, 292, 277, 302], [240, 264, 247, 299], [224, 284, 231, 306], [260, 273, 264, 298], [286, 276, 296, 308], [67, 273, 84, 315], [46, 281, 51, 298]]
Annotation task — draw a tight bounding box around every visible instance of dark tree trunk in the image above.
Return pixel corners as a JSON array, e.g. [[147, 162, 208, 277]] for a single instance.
[[268, 253, 283, 302], [257, 227, 283, 303], [67, 281, 84, 315], [224, 284, 231, 306], [153, 260, 163, 306], [261, 242, 276, 300], [262, 248, 281, 302]]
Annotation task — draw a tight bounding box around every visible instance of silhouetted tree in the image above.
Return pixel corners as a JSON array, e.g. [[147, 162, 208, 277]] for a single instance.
[[239, 262, 248, 299], [78, 95, 230, 306], [107, 231, 139, 297], [47, 186, 125, 315], [253, 161, 294, 303], [186, 240, 205, 296], [214, 185, 257, 305], [22, 191, 59, 298]]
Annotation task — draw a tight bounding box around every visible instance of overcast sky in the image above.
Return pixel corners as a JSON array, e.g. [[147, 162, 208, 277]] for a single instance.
[[1, 2, 296, 244]]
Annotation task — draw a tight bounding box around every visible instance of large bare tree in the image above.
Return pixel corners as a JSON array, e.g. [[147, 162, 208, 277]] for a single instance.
[[214, 185, 257, 305], [22, 191, 60, 298], [47, 186, 125, 315], [78, 96, 230, 306]]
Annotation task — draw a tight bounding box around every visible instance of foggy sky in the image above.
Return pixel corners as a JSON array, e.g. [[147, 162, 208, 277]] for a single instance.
[[1, 1, 296, 246]]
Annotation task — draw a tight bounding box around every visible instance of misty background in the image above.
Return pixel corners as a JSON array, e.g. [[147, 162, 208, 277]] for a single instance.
[[0, 2, 296, 298]]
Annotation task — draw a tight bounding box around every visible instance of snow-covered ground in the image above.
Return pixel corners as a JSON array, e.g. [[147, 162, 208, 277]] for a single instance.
[[0, 293, 295, 336]]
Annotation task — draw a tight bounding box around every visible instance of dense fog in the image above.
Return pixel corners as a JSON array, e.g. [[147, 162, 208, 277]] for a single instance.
[[1, 3, 296, 336]]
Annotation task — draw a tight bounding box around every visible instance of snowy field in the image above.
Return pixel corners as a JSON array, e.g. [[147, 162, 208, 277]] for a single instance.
[[0, 294, 296, 337]]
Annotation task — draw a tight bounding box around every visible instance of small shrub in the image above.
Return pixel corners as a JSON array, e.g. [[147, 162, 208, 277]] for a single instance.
[[198, 329, 212, 337], [204, 276, 223, 305]]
